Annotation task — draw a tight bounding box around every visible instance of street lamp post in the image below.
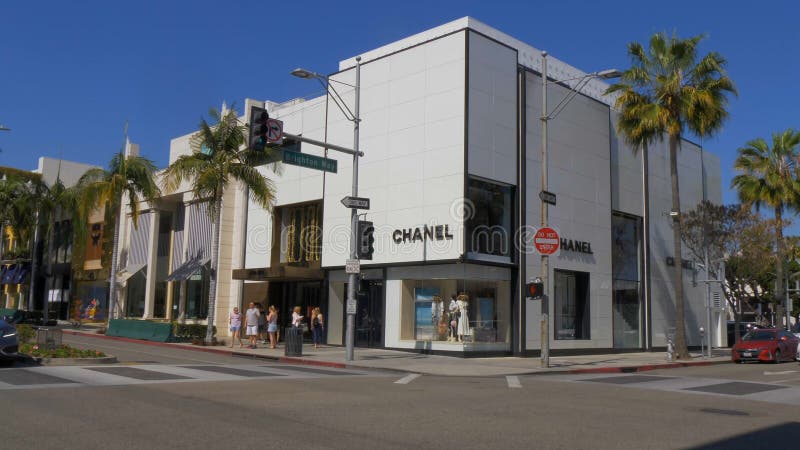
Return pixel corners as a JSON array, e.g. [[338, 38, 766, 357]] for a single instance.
[[292, 57, 361, 361], [539, 51, 620, 368]]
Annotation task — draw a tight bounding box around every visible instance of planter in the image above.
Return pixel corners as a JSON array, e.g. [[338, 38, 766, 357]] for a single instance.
[[33, 355, 118, 366]]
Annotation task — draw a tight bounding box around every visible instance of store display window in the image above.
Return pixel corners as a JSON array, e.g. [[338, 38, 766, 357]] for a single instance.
[[402, 279, 510, 348]]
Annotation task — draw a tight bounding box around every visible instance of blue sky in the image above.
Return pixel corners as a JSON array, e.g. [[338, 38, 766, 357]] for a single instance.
[[1, 0, 797, 227]]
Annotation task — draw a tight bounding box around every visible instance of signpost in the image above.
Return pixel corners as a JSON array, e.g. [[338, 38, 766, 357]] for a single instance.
[[266, 118, 283, 144], [346, 299, 357, 315], [533, 227, 560, 256], [345, 259, 360, 274], [341, 196, 370, 209], [282, 149, 338, 173], [539, 190, 556, 206]]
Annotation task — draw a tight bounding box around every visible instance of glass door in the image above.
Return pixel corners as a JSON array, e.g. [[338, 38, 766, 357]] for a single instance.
[[355, 280, 383, 348]]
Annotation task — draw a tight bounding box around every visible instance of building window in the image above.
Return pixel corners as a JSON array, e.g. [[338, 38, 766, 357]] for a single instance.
[[554, 270, 590, 340], [280, 203, 322, 265], [185, 265, 209, 319], [153, 212, 172, 318], [401, 279, 510, 349], [465, 177, 513, 259], [125, 271, 146, 318], [611, 213, 643, 348]]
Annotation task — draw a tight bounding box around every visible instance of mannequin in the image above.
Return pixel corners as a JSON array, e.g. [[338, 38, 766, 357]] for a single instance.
[[448, 295, 458, 342], [457, 293, 470, 342]]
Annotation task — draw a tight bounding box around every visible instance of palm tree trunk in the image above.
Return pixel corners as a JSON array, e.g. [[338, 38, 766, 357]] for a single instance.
[[669, 135, 690, 359], [775, 206, 784, 326], [205, 198, 222, 343], [107, 201, 122, 320]]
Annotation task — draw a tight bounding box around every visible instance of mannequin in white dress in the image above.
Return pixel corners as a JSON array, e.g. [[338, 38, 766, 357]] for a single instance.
[[457, 294, 470, 342], [448, 295, 458, 342]]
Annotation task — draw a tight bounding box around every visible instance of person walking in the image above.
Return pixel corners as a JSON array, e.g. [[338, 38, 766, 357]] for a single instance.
[[267, 305, 278, 349], [311, 307, 325, 349], [245, 302, 260, 349], [229, 307, 243, 348]]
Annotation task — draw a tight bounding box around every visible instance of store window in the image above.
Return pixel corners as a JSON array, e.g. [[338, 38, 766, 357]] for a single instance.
[[185, 265, 210, 319], [554, 270, 590, 340], [125, 271, 146, 317], [402, 279, 510, 348], [465, 177, 513, 259], [153, 212, 172, 318], [611, 213, 643, 348], [280, 203, 322, 265]]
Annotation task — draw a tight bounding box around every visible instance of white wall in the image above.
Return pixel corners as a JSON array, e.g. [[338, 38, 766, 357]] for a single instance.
[[321, 31, 467, 268], [467, 32, 517, 185]]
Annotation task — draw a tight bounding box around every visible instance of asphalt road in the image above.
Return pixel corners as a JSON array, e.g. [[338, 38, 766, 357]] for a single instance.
[[4, 337, 800, 449]]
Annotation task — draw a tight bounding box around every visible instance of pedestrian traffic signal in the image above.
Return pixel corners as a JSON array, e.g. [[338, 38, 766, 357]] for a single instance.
[[249, 106, 269, 151], [527, 278, 544, 300], [358, 220, 375, 260]]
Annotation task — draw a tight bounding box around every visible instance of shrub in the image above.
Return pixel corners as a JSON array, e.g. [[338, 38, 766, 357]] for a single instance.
[[172, 323, 216, 341], [15, 324, 34, 343], [20, 343, 106, 358]]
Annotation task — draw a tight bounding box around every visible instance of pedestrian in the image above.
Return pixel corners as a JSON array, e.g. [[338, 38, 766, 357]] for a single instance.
[[311, 307, 324, 349], [257, 303, 267, 344], [229, 306, 243, 348], [245, 302, 260, 349], [267, 305, 278, 349], [292, 306, 304, 328]]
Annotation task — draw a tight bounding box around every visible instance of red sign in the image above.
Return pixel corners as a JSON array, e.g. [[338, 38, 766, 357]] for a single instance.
[[534, 227, 560, 256]]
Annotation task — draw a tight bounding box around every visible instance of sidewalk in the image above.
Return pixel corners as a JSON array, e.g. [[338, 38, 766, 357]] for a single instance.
[[61, 324, 731, 377]]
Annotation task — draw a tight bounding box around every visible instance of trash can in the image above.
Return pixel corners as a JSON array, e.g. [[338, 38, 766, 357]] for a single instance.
[[285, 327, 303, 357], [36, 327, 62, 350]]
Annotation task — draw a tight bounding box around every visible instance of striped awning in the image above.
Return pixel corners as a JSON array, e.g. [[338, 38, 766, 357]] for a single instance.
[[165, 256, 209, 282], [117, 263, 146, 284]]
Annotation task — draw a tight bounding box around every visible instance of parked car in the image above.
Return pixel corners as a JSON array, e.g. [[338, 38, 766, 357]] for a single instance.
[[731, 328, 800, 363], [2, 310, 56, 326], [726, 321, 758, 347], [0, 319, 19, 366]]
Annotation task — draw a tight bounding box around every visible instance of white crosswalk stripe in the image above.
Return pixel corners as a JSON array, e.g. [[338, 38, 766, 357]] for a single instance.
[[0, 363, 376, 391], [394, 373, 421, 384], [506, 376, 522, 388]]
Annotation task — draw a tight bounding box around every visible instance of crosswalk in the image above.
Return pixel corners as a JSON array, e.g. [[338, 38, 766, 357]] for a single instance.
[[0, 363, 374, 391], [544, 373, 800, 406]]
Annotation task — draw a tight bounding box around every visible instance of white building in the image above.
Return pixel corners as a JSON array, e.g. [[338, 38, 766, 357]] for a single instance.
[[118, 17, 726, 355]]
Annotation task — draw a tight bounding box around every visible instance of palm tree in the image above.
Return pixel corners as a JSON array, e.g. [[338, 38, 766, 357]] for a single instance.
[[162, 106, 276, 343], [77, 146, 161, 320], [606, 33, 736, 359], [732, 129, 800, 325]]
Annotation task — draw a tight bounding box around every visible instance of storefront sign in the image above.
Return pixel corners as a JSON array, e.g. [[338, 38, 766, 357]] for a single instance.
[[392, 225, 454, 244], [560, 238, 593, 255]]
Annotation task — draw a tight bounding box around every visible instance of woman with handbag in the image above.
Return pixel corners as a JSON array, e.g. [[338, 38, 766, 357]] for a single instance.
[[311, 307, 325, 349]]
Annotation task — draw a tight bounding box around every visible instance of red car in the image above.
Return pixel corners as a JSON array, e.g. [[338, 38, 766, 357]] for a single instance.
[[732, 328, 800, 363]]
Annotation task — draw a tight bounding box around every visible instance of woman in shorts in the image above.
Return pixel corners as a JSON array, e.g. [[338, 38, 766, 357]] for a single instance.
[[229, 307, 243, 348]]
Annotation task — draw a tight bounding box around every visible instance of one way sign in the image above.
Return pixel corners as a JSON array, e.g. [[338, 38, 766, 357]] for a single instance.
[[341, 196, 370, 209]]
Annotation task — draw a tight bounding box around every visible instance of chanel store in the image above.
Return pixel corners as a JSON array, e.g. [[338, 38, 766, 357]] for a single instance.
[[237, 17, 725, 355]]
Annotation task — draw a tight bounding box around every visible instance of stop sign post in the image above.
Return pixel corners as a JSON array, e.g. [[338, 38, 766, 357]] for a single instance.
[[534, 227, 560, 256]]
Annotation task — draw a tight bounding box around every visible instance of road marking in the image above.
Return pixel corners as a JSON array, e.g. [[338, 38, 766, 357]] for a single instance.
[[394, 374, 421, 385], [768, 378, 800, 384], [763, 370, 797, 376], [506, 376, 522, 388]]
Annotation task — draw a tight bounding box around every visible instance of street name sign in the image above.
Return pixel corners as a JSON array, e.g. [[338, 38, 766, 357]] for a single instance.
[[539, 190, 557, 206], [345, 259, 361, 274], [341, 196, 370, 209], [282, 149, 338, 173]]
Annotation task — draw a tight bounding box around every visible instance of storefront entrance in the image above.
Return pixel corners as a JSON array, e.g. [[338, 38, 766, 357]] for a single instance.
[[267, 280, 325, 340], [353, 280, 384, 348]]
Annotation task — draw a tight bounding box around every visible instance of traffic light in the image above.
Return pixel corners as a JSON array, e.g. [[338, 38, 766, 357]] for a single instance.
[[357, 220, 375, 260], [527, 278, 544, 300], [249, 106, 269, 151]]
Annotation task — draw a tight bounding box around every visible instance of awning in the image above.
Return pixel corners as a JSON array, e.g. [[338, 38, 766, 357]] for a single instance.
[[1, 265, 17, 284], [231, 265, 324, 281], [117, 264, 146, 284], [165, 257, 209, 282]]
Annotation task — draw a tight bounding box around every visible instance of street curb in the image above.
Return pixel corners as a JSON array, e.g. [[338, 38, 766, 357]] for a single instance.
[[62, 329, 348, 369], [559, 359, 730, 375]]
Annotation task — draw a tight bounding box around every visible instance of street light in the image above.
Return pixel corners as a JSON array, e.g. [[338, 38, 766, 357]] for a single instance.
[[292, 57, 361, 362], [539, 51, 620, 368]]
